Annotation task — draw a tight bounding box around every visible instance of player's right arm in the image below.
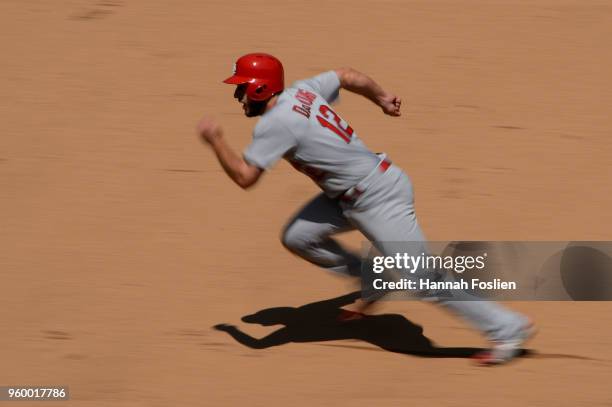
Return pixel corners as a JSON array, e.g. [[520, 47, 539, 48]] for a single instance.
[[198, 117, 262, 189], [335, 67, 402, 117]]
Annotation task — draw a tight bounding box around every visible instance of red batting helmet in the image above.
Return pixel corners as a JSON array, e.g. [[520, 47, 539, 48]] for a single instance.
[[223, 53, 284, 102]]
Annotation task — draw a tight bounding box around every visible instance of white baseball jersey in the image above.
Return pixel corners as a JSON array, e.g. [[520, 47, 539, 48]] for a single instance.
[[243, 71, 380, 198]]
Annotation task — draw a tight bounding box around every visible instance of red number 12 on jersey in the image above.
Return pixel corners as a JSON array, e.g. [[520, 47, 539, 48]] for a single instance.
[[316, 105, 354, 143]]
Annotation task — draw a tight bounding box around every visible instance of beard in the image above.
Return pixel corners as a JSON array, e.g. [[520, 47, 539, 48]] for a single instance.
[[244, 99, 269, 117]]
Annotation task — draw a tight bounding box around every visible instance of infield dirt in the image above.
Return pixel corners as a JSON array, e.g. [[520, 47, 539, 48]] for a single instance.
[[1, 1, 612, 406]]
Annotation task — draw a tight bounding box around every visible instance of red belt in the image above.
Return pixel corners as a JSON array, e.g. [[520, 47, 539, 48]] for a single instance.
[[340, 158, 391, 202]]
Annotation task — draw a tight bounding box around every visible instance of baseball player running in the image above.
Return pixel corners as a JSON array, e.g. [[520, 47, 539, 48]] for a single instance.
[[199, 53, 535, 365]]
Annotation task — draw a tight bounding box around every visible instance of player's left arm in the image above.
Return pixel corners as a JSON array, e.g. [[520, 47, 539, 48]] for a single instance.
[[198, 117, 262, 189], [335, 67, 401, 117]]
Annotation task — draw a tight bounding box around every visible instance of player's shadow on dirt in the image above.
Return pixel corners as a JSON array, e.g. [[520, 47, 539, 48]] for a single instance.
[[213, 291, 494, 358]]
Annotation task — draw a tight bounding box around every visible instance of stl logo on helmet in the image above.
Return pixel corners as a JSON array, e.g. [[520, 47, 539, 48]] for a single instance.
[[292, 88, 316, 119]]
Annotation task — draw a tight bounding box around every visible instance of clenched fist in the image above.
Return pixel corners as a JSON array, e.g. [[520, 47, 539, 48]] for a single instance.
[[197, 117, 223, 145], [378, 93, 402, 117]]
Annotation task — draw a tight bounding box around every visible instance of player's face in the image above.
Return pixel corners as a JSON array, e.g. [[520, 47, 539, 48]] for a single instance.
[[233, 84, 267, 117], [233, 84, 250, 116]]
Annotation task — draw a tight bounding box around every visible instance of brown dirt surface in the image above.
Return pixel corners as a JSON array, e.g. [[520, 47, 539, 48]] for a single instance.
[[1, 1, 612, 406]]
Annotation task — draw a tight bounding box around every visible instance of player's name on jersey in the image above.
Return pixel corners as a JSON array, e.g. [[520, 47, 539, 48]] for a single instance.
[[372, 278, 517, 291]]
